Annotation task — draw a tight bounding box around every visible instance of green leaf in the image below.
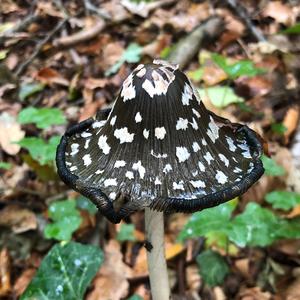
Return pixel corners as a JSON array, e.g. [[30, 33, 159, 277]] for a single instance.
[[18, 107, 66, 129], [276, 219, 300, 239], [117, 223, 136, 242], [227, 202, 280, 247], [105, 43, 143, 76], [18, 136, 60, 165], [178, 199, 237, 241], [76, 196, 97, 215], [211, 53, 265, 79], [21, 241, 103, 300], [44, 200, 81, 241], [127, 295, 143, 300], [187, 68, 204, 82], [0, 162, 12, 170], [271, 123, 287, 135], [0, 50, 8, 60], [265, 191, 300, 211], [261, 155, 285, 177], [198, 86, 244, 108], [196, 250, 229, 286], [19, 83, 45, 101], [281, 23, 300, 34]]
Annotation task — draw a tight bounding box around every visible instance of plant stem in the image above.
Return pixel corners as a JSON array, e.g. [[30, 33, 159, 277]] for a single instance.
[[145, 208, 170, 300]]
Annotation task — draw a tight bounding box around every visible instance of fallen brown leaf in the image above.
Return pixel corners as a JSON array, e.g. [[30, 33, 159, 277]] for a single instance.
[[283, 106, 300, 144], [35, 67, 69, 86], [0, 112, 25, 155], [13, 268, 35, 297], [86, 240, 132, 300], [0, 248, 11, 297], [0, 205, 37, 233], [262, 1, 295, 26]]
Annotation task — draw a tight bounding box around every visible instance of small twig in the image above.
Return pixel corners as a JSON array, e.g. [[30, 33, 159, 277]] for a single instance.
[[53, 19, 105, 48], [0, 14, 41, 45], [83, 0, 111, 20], [225, 0, 266, 42], [15, 18, 68, 76]]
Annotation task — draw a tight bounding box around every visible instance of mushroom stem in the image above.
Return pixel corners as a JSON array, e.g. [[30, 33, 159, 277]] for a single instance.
[[145, 208, 170, 300]]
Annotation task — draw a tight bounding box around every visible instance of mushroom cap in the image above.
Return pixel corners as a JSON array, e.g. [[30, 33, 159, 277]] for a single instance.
[[56, 60, 264, 223]]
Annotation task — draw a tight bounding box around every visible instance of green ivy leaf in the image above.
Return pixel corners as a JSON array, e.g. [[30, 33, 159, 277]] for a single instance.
[[0, 162, 12, 170], [198, 86, 244, 108], [18, 136, 60, 165], [187, 68, 204, 82], [44, 200, 82, 241], [105, 43, 143, 76], [281, 23, 300, 34], [21, 242, 103, 300], [117, 223, 136, 242], [178, 200, 237, 241], [76, 196, 97, 215], [261, 155, 285, 177], [196, 250, 229, 286], [18, 107, 66, 129], [271, 123, 287, 135], [211, 53, 265, 79], [19, 83, 45, 101], [276, 219, 300, 239], [127, 295, 143, 300], [227, 202, 280, 247], [265, 191, 300, 211]]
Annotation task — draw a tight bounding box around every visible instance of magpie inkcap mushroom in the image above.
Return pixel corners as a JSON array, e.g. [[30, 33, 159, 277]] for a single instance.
[[56, 59, 264, 224]]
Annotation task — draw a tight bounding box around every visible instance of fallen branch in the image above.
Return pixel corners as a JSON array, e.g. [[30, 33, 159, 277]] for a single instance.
[[15, 18, 68, 76], [52, 19, 105, 48], [225, 0, 266, 42], [168, 16, 224, 69]]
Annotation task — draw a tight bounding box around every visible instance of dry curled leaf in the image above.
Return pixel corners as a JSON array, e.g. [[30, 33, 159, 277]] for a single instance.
[[0, 248, 11, 297]]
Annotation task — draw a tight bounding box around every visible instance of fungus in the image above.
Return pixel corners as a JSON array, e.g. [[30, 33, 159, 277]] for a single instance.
[[56, 59, 264, 299]]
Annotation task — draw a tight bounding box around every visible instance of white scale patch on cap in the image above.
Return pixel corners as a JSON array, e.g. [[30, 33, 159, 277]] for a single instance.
[[190, 180, 206, 188], [81, 131, 92, 138], [233, 167, 242, 173], [125, 171, 134, 179], [226, 136, 237, 152], [121, 73, 136, 102], [215, 170, 228, 184], [135, 64, 144, 71], [132, 161, 146, 179], [192, 108, 200, 118], [204, 152, 214, 165], [98, 135, 111, 155], [70, 143, 79, 156], [218, 154, 229, 167], [84, 139, 91, 149], [114, 127, 135, 143], [198, 161, 205, 172], [110, 116, 117, 126], [69, 166, 78, 171], [141, 64, 175, 98], [83, 154, 92, 166], [109, 192, 116, 200], [155, 127, 166, 140], [143, 129, 149, 139], [201, 138, 207, 146], [104, 178, 118, 187], [114, 160, 126, 168], [176, 118, 188, 130], [92, 120, 106, 128], [190, 118, 198, 130], [95, 169, 104, 174], [150, 150, 168, 158], [153, 59, 178, 70], [176, 146, 190, 163], [163, 164, 172, 173], [136, 68, 146, 78], [173, 181, 184, 190], [135, 112, 142, 123], [181, 83, 193, 106], [237, 143, 251, 158], [155, 177, 162, 185], [207, 117, 219, 143], [192, 142, 200, 152], [192, 170, 198, 176]]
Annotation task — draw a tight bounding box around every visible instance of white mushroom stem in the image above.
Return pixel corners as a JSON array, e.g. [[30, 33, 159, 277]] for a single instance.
[[145, 208, 170, 300]]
